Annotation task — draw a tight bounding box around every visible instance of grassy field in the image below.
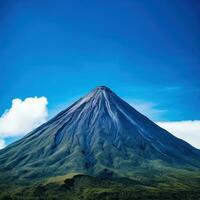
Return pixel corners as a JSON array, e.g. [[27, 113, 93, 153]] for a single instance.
[[1, 170, 200, 200]]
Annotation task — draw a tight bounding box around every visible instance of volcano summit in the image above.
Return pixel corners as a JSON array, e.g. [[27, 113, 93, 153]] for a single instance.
[[0, 86, 200, 181]]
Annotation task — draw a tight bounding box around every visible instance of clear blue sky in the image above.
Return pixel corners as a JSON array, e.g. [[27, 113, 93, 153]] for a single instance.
[[1, 0, 200, 123]]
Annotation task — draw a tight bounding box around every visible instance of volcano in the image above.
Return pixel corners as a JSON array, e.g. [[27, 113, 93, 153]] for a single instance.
[[0, 86, 200, 181]]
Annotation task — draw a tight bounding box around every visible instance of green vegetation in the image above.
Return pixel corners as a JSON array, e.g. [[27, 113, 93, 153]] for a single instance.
[[1, 172, 200, 200]]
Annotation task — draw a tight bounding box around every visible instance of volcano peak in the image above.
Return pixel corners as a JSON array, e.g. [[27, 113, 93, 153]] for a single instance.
[[94, 86, 112, 92]]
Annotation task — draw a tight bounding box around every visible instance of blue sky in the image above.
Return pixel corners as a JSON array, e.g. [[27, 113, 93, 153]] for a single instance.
[[0, 0, 200, 148]]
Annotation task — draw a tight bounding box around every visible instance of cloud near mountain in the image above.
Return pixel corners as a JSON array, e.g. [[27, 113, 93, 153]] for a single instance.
[[128, 101, 200, 149], [157, 120, 200, 149], [0, 97, 48, 149]]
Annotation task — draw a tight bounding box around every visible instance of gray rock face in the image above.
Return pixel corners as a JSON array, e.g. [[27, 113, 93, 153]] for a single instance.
[[0, 86, 200, 180]]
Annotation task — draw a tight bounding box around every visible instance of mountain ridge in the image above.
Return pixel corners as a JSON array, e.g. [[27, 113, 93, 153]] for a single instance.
[[0, 86, 200, 181]]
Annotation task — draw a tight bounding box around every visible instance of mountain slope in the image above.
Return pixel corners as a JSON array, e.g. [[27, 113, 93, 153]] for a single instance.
[[0, 86, 200, 181]]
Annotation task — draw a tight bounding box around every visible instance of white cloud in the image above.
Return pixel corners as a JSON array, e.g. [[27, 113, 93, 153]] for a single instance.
[[0, 139, 6, 149], [157, 120, 200, 149], [0, 97, 48, 139]]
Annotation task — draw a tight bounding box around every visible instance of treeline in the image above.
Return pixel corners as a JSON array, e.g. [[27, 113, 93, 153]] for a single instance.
[[0, 175, 200, 200]]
